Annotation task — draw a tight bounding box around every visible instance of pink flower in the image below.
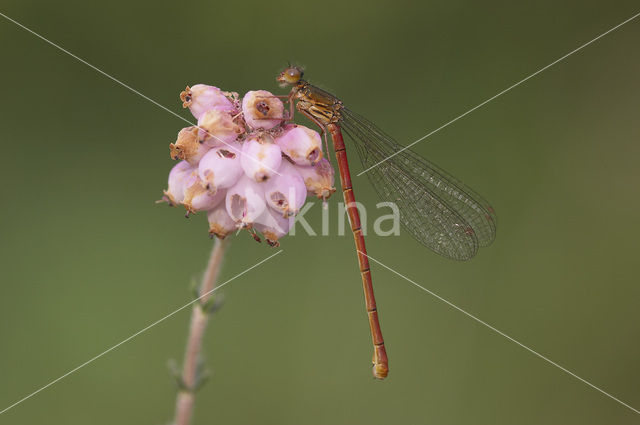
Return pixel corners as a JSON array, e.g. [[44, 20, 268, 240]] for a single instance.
[[164, 161, 195, 205], [169, 126, 208, 165], [198, 142, 244, 193], [242, 90, 284, 130], [295, 158, 336, 200], [240, 136, 282, 182], [275, 124, 323, 165], [180, 84, 235, 119], [254, 207, 293, 247], [225, 175, 267, 226], [264, 160, 306, 217], [162, 83, 337, 246], [207, 205, 238, 239], [183, 172, 226, 214], [197, 109, 243, 147]]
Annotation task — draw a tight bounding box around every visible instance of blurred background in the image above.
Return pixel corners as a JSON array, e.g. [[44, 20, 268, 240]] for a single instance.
[[1, 1, 639, 424]]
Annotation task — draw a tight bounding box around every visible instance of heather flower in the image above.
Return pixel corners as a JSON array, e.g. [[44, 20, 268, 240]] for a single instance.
[[254, 207, 293, 247], [169, 126, 207, 164], [180, 84, 235, 119], [198, 142, 244, 193], [168, 81, 336, 425], [197, 109, 244, 147], [240, 136, 282, 182], [242, 90, 284, 130], [164, 161, 195, 205], [225, 175, 267, 226], [207, 205, 237, 239], [264, 160, 306, 217], [161, 84, 336, 245], [295, 157, 336, 200], [183, 172, 226, 214], [275, 124, 323, 165]]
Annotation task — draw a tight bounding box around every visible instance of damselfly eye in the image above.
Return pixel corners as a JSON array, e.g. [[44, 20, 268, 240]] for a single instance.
[[277, 66, 303, 85]]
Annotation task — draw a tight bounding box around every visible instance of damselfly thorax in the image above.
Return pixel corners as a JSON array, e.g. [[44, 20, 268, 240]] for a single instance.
[[289, 80, 343, 127]]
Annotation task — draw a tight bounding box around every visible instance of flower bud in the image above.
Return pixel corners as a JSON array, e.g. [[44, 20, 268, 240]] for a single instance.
[[264, 160, 306, 217], [275, 124, 323, 166], [169, 126, 209, 164], [242, 90, 284, 130], [254, 207, 294, 247], [240, 136, 282, 182], [295, 158, 336, 200], [198, 142, 244, 193], [180, 84, 235, 119], [207, 204, 238, 239], [183, 172, 226, 214], [197, 109, 243, 147], [164, 161, 195, 205], [225, 175, 267, 226]]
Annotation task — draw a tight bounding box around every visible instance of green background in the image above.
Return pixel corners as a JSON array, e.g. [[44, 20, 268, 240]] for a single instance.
[[1, 1, 639, 424]]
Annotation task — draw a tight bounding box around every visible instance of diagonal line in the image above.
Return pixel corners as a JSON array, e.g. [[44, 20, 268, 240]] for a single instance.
[[0, 11, 281, 176], [0, 249, 283, 416], [357, 11, 640, 176], [358, 250, 640, 415]]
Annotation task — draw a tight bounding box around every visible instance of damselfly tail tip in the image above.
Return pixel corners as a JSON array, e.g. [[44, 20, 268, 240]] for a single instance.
[[373, 363, 389, 380]]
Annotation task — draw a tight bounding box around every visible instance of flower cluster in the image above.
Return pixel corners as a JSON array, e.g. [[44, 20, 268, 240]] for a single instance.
[[161, 84, 336, 246]]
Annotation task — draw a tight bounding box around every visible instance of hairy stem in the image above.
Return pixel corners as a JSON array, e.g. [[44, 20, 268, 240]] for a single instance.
[[174, 238, 229, 425]]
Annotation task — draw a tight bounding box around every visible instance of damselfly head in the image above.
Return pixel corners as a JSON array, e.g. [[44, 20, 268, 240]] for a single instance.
[[276, 66, 303, 87]]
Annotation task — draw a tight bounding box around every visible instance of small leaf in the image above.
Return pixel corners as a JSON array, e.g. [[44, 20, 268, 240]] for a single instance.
[[193, 358, 211, 392], [167, 359, 188, 391], [200, 293, 225, 314], [190, 278, 201, 300]]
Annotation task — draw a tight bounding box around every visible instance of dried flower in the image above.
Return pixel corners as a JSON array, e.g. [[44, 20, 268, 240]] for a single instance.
[[295, 157, 336, 200], [183, 172, 226, 214], [207, 205, 237, 239], [169, 126, 207, 164], [242, 90, 284, 130], [197, 109, 244, 147], [180, 84, 235, 119]]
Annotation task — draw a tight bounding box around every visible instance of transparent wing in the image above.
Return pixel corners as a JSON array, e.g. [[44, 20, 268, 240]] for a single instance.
[[340, 108, 496, 261]]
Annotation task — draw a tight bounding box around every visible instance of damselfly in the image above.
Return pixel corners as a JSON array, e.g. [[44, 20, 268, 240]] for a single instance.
[[276, 66, 496, 379]]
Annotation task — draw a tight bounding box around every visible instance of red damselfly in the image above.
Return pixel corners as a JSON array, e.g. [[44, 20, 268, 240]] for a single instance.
[[276, 66, 496, 379]]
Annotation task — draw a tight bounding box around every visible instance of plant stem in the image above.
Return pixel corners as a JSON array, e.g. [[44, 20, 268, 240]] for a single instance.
[[174, 237, 229, 425]]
